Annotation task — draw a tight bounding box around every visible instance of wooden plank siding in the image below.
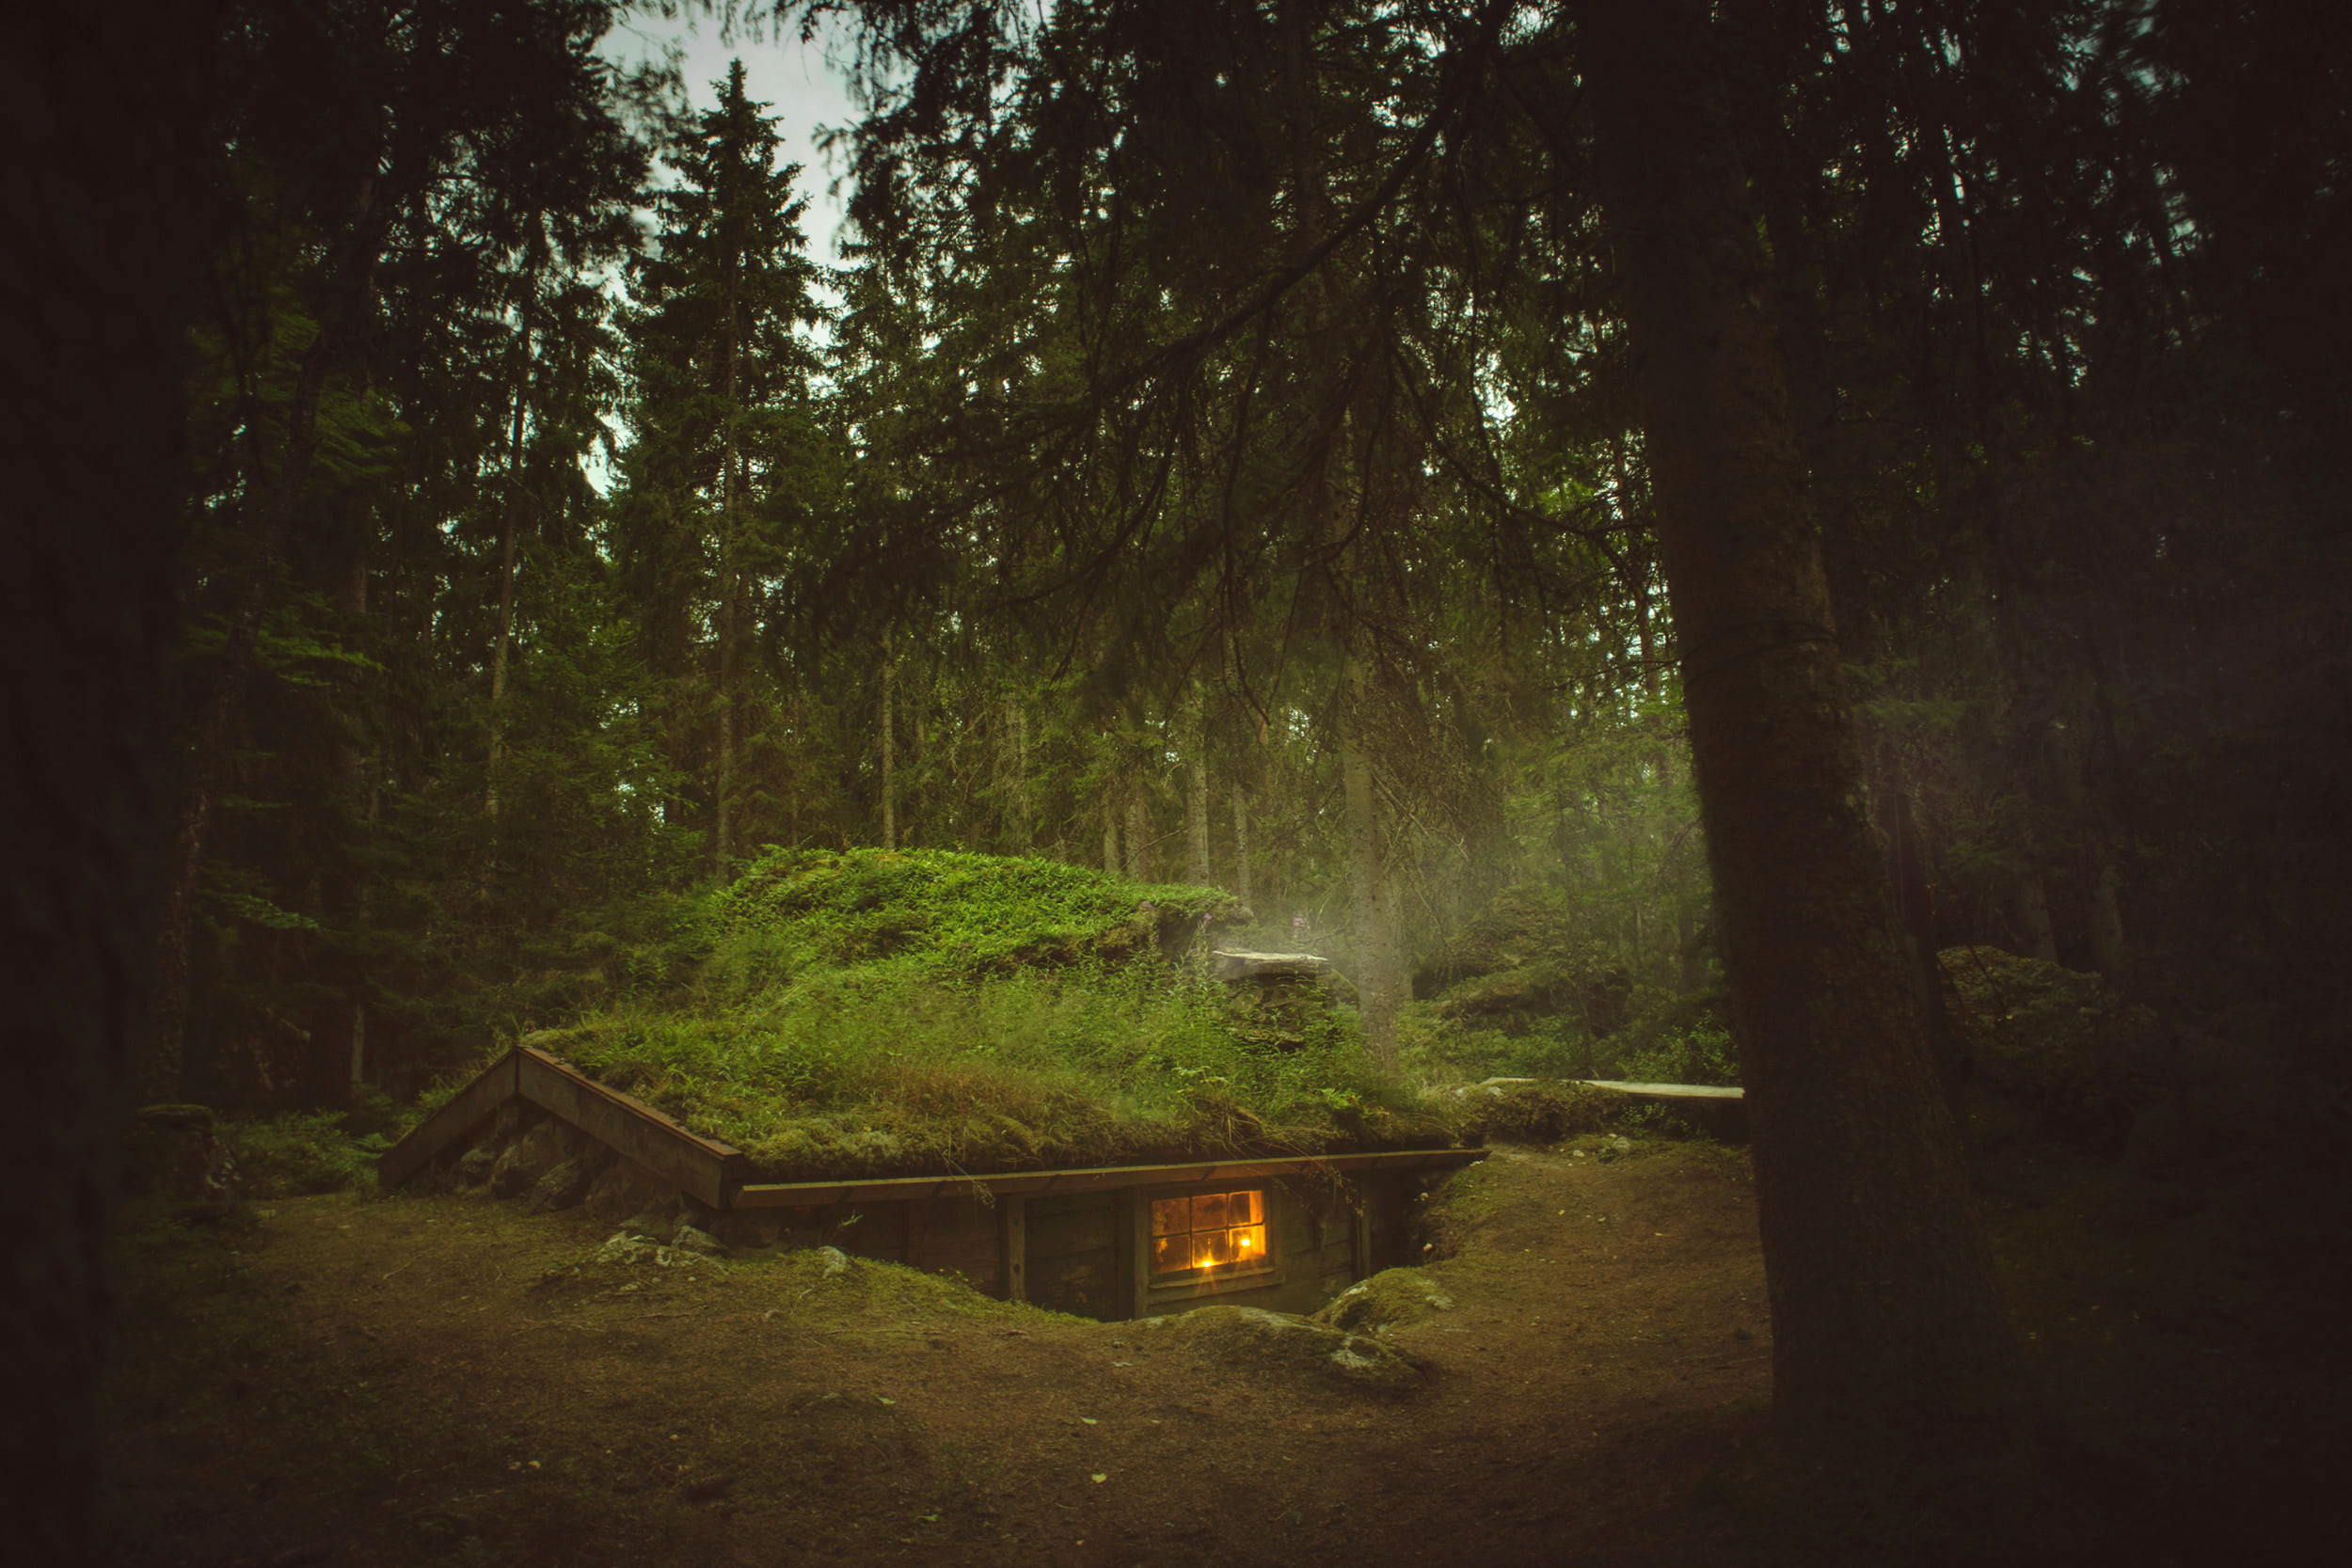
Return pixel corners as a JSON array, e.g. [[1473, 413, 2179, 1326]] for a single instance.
[[999, 1196, 1027, 1302], [1023, 1191, 1123, 1320]]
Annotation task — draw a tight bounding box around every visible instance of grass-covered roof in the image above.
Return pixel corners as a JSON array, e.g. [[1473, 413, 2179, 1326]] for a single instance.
[[503, 848, 1464, 1181]]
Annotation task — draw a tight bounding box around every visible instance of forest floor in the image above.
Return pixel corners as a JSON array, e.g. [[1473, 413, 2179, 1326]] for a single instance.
[[102, 1129, 2338, 1568]]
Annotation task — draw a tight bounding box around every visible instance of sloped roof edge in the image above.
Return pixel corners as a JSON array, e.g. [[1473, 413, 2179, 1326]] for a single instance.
[[380, 1045, 1484, 1210]]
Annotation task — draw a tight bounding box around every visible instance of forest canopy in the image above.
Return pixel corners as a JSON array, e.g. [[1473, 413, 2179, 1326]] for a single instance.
[[162, 0, 2344, 1131]]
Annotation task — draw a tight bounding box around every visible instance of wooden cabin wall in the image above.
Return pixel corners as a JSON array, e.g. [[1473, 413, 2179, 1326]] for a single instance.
[[1365, 1172, 1413, 1274], [1025, 1191, 1122, 1320], [409, 1089, 1439, 1322]]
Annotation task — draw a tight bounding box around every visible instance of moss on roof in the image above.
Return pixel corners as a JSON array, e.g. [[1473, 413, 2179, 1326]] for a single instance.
[[515, 848, 1466, 1181]]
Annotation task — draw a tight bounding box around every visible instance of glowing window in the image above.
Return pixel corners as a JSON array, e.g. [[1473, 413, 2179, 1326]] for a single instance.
[[1151, 1189, 1269, 1277]]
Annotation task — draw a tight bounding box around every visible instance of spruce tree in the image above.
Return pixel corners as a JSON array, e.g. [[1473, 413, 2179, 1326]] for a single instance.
[[615, 60, 830, 875]]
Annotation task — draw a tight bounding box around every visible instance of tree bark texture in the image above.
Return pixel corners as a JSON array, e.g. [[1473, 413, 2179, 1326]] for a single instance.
[[304, 538, 371, 1111], [1124, 789, 1150, 882], [2, 5, 215, 1557], [1341, 659, 1399, 1069], [1005, 700, 1032, 853], [879, 630, 896, 850], [1184, 687, 1212, 886], [1231, 785, 1253, 907], [486, 309, 529, 822], [715, 263, 739, 872], [1578, 0, 2024, 1447]]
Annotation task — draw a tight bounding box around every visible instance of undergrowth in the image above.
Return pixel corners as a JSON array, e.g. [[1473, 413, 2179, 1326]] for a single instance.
[[1396, 999, 1740, 1089], [217, 1087, 407, 1196]]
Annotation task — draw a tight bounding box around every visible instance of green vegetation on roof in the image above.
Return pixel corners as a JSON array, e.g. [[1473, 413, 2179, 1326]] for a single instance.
[[516, 848, 1462, 1180]]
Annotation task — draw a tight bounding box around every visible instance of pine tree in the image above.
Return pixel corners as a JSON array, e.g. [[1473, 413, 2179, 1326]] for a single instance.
[[615, 59, 830, 874]]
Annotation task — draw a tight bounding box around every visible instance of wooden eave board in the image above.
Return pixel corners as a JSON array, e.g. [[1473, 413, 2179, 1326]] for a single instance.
[[513, 1047, 748, 1209], [374, 1051, 518, 1188], [732, 1147, 1487, 1210], [375, 1046, 751, 1207]]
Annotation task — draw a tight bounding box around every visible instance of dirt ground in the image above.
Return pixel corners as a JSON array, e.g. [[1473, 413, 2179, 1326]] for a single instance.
[[102, 1132, 2337, 1567]]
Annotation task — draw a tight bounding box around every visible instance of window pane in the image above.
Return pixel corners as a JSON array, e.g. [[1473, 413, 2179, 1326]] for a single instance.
[[1149, 1188, 1271, 1278]]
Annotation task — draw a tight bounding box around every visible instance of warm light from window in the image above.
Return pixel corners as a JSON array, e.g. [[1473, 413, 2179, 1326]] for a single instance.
[[1152, 1190, 1268, 1276]]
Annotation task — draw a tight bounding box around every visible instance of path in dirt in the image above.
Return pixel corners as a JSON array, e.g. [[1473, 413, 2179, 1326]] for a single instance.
[[104, 1139, 1774, 1567]]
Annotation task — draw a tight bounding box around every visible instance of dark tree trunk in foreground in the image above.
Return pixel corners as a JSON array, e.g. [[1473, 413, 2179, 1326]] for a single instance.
[[1577, 0, 2026, 1449], [2, 6, 214, 1559]]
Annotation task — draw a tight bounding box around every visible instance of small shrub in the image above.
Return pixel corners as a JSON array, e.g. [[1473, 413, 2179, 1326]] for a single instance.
[[1397, 1006, 1596, 1085], [1611, 1023, 1740, 1087], [217, 1111, 388, 1196], [1598, 990, 1740, 1085]]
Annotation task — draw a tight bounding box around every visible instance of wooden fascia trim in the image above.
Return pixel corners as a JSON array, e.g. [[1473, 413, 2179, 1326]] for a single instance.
[[730, 1147, 1487, 1210]]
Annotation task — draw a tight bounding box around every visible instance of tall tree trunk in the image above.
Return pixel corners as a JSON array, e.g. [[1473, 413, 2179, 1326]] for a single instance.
[[1184, 686, 1211, 886], [1124, 786, 1150, 882], [1222, 635, 1257, 907], [1342, 657, 1399, 1069], [1005, 699, 1033, 853], [305, 535, 371, 1111], [1231, 785, 1253, 907], [6, 11, 212, 1552], [1745, 109, 1966, 1093], [715, 261, 740, 873], [1102, 784, 1120, 877], [1578, 0, 2023, 1449], [351, 769, 376, 1092], [486, 303, 529, 821], [879, 628, 896, 850]]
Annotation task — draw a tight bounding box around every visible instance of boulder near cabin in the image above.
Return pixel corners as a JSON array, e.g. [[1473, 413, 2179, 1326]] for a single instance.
[[376, 1036, 1486, 1322]]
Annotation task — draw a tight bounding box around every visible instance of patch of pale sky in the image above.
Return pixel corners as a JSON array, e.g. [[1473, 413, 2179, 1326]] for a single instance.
[[598, 7, 864, 264], [583, 8, 866, 490]]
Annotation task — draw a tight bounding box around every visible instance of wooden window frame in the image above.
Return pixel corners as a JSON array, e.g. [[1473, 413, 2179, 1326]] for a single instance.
[[1135, 1180, 1285, 1308]]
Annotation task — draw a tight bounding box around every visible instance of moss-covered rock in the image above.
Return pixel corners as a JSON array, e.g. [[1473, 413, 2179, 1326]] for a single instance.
[[1466, 1080, 1622, 1144], [1138, 1305, 1424, 1393], [1313, 1267, 1455, 1335]]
